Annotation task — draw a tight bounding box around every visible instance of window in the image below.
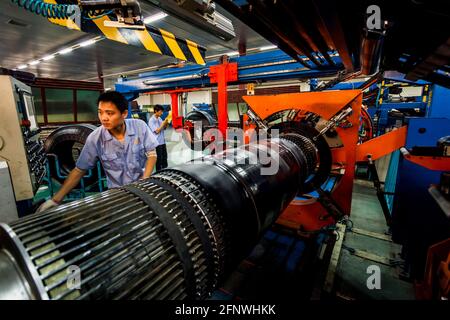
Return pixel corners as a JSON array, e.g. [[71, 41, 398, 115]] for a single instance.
[[31, 87, 44, 123], [238, 103, 248, 116], [227, 103, 240, 122], [45, 88, 74, 122], [77, 90, 99, 122]]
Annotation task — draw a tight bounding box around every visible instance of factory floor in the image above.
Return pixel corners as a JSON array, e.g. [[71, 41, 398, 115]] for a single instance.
[[331, 179, 416, 300], [205, 178, 416, 301]]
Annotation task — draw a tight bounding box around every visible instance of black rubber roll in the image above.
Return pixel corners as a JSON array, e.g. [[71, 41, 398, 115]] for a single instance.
[[0, 132, 323, 300], [271, 121, 332, 194], [171, 137, 305, 267], [44, 124, 101, 187]]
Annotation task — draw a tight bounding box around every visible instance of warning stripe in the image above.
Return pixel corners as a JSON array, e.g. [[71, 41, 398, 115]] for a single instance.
[[45, 4, 206, 65], [159, 29, 187, 61], [145, 27, 205, 65], [134, 29, 162, 54], [91, 16, 128, 44], [177, 39, 196, 66], [186, 40, 206, 65]]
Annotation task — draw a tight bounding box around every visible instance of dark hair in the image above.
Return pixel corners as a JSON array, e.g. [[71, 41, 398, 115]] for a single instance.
[[97, 91, 128, 113], [153, 104, 164, 112]]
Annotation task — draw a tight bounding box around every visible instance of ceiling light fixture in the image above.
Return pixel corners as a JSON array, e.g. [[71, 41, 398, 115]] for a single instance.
[[42, 55, 55, 61], [79, 38, 97, 47], [144, 12, 168, 24], [206, 51, 242, 59], [260, 45, 277, 51], [14, 36, 102, 70], [58, 47, 73, 55]]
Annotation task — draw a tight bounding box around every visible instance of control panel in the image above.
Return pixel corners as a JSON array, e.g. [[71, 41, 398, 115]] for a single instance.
[[0, 75, 46, 201]]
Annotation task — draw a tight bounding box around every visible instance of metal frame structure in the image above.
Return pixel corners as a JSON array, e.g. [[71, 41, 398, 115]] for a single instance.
[[116, 49, 343, 136], [244, 90, 407, 232]]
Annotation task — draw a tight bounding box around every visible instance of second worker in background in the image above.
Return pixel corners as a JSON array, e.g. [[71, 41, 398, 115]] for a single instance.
[[148, 104, 169, 171]]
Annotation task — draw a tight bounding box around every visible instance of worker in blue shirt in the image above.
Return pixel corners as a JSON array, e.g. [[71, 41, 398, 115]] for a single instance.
[[37, 91, 158, 212], [148, 104, 168, 171]]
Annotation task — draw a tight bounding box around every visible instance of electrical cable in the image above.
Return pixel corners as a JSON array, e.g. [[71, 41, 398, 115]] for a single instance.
[[11, 0, 76, 19]]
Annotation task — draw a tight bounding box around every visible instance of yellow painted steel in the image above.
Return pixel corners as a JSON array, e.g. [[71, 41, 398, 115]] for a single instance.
[[92, 16, 128, 44], [159, 29, 187, 61], [134, 30, 162, 54], [186, 39, 205, 65]]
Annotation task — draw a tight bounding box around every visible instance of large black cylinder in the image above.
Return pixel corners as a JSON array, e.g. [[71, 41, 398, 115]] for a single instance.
[[0, 133, 320, 300]]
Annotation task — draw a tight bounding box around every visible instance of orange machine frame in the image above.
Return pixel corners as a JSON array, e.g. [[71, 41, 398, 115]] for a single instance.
[[243, 90, 407, 232]]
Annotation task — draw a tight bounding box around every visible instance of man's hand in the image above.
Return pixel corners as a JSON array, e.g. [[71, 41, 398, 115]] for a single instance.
[[143, 149, 157, 178], [155, 128, 161, 134], [36, 199, 58, 213], [50, 167, 86, 204]]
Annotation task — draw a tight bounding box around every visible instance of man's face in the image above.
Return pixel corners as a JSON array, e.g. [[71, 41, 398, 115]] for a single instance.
[[155, 110, 164, 118], [98, 101, 127, 130]]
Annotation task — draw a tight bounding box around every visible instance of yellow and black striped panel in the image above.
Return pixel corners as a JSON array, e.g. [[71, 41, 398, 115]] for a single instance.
[[45, 1, 206, 65], [81, 16, 206, 65]]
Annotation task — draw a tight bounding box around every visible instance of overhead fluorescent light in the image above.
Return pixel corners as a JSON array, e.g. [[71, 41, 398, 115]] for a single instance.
[[144, 12, 168, 24], [79, 38, 97, 47], [58, 47, 73, 55], [260, 45, 277, 51], [16, 36, 102, 69], [42, 55, 55, 61], [206, 51, 240, 59]]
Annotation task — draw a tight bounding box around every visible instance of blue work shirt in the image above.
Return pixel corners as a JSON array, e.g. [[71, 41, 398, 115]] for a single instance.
[[76, 119, 158, 188], [148, 114, 165, 146]]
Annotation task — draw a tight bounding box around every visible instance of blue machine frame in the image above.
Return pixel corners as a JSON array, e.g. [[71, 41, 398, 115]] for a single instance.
[[115, 50, 343, 97], [385, 85, 450, 280]]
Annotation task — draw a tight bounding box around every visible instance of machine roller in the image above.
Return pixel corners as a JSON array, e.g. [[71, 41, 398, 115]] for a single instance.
[[0, 129, 326, 300]]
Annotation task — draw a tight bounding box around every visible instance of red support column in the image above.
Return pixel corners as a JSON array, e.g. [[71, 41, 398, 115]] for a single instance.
[[216, 69, 228, 137], [170, 92, 183, 129], [209, 61, 238, 138]]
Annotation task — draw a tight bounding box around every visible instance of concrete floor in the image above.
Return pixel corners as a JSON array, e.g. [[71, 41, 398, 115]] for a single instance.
[[332, 179, 416, 300]]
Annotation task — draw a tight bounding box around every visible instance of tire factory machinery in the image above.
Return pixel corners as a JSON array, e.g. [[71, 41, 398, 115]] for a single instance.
[[0, 120, 322, 300], [0, 90, 406, 300]]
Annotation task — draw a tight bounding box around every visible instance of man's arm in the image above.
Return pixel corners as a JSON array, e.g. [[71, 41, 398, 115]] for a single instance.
[[142, 120, 159, 178], [142, 150, 157, 179], [148, 117, 159, 134], [52, 167, 87, 203], [155, 119, 169, 134], [36, 131, 97, 213]]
